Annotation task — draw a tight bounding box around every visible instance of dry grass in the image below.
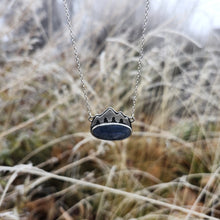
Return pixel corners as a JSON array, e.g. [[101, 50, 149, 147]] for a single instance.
[[0, 0, 220, 219]]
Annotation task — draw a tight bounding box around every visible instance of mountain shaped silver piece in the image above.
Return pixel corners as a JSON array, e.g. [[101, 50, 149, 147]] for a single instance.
[[91, 107, 132, 141]]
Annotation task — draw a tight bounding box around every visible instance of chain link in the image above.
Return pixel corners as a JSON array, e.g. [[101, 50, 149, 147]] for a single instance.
[[62, 0, 93, 120], [131, 0, 150, 121], [62, 0, 150, 122]]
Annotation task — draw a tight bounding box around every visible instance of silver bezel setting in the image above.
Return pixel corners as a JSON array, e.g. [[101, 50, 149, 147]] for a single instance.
[[90, 107, 132, 140]]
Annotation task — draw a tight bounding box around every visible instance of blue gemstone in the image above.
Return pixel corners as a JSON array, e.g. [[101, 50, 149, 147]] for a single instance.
[[91, 123, 132, 140]]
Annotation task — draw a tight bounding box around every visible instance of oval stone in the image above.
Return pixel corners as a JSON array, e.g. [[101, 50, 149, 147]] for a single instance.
[[91, 123, 132, 141]]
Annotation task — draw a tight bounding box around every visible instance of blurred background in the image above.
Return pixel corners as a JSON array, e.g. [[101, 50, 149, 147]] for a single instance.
[[0, 0, 220, 219]]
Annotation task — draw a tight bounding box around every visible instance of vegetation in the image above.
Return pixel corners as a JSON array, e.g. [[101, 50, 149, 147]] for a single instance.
[[0, 0, 219, 219]]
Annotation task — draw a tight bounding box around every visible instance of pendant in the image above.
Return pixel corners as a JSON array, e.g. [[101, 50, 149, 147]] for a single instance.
[[90, 107, 132, 141]]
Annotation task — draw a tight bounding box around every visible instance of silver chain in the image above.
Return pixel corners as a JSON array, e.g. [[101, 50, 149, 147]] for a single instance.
[[63, 0, 93, 120], [131, 0, 150, 121], [62, 0, 150, 122]]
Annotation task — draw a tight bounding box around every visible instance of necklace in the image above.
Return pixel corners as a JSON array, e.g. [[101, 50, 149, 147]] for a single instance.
[[63, 0, 149, 141]]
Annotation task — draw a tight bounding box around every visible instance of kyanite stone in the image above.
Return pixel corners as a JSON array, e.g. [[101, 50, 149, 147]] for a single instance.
[[91, 123, 132, 140]]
